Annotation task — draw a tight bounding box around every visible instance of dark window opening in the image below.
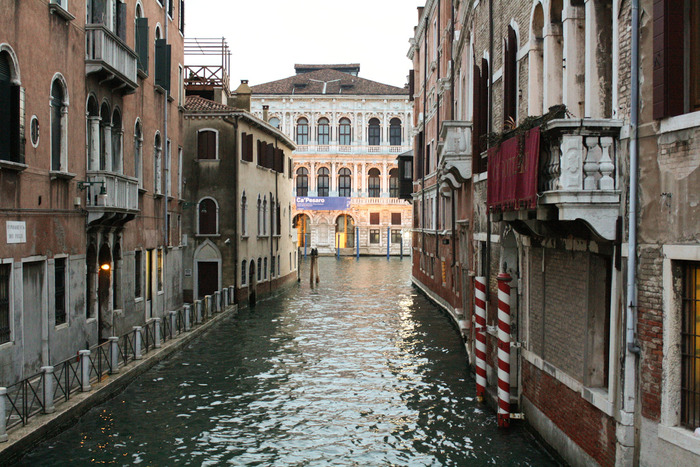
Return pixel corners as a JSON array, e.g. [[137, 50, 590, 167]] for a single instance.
[[318, 117, 329, 145], [338, 168, 351, 197], [54, 258, 66, 325], [681, 261, 700, 429], [296, 117, 308, 145], [0, 264, 9, 344], [317, 167, 329, 197], [390, 118, 402, 146], [368, 118, 380, 146], [198, 198, 217, 234], [296, 167, 308, 196], [368, 168, 380, 197], [339, 118, 351, 145]]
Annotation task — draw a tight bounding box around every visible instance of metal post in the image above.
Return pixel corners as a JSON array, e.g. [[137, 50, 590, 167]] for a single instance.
[[387, 227, 390, 260], [304, 237, 307, 258], [497, 273, 512, 428], [475, 276, 487, 403], [153, 319, 162, 348], [134, 326, 143, 360], [109, 337, 120, 371], [42, 366, 55, 414], [336, 235, 340, 259], [169, 311, 177, 337], [184, 305, 191, 331], [80, 350, 91, 392], [356, 226, 359, 259], [400, 231, 404, 259], [0, 387, 7, 442]]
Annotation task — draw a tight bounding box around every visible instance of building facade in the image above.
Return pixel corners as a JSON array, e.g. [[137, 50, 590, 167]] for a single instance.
[[250, 65, 414, 256], [184, 47, 298, 307], [410, 0, 699, 466], [0, 0, 186, 386]]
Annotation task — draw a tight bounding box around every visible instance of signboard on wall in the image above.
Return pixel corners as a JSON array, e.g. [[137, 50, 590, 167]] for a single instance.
[[6, 221, 26, 244], [295, 197, 351, 211]]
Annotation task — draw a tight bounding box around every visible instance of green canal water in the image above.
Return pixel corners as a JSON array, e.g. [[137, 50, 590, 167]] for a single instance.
[[19, 257, 559, 466]]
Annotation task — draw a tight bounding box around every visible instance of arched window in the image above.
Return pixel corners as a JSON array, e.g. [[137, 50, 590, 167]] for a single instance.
[[99, 103, 111, 170], [317, 117, 329, 144], [197, 129, 217, 159], [50, 77, 68, 172], [154, 132, 162, 194], [503, 26, 518, 125], [264, 257, 268, 280], [389, 168, 399, 197], [368, 168, 381, 197], [134, 120, 143, 187], [296, 117, 308, 145], [296, 167, 308, 196], [111, 108, 123, 173], [241, 260, 247, 286], [338, 168, 351, 197], [268, 117, 280, 129], [262, 196, 268, 235], [0, 47, 21, 163], [339, 118, 351, 145], [257, 195, 262, 235], [86, 96, 99, 170], [198, 198, 217, 234], [368, 118, 381, 146], [241, 192, 248, 236], [389, 118, 402, 146], [257, 258, 262, 281], [317, 167, 329, 197]]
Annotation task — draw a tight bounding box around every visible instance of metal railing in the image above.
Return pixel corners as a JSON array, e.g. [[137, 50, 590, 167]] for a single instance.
[[1, 286, 236, 439]]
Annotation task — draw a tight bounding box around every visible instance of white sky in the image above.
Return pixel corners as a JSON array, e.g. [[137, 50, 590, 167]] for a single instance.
[[185, 0, 423, 89]]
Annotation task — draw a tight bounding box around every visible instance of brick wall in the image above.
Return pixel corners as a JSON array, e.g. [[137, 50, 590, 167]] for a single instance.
[[523, 361, 617, 466]]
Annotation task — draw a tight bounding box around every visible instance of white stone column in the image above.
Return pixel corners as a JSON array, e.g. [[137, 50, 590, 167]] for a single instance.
[[382, 161, 388, 197], [309, 161, 316, 194], [0, 387, 7, 442], [353, 162, 360, 197], [528, 40, 544, 116], [584, 0, 602, 118], [80, 350, 91, 392], [103, 124, 113, 172], [331, 161, 337, 194], [361, 162, 367, 196], [42, 366, 55, 414], [543, 23, 563, 110], [563, 5, 585, 118], [88, 117, 100, 170], [134, 326, 143, 359]]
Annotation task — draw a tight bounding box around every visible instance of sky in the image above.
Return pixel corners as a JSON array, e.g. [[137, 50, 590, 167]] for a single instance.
[[185, 0, 424, 89]]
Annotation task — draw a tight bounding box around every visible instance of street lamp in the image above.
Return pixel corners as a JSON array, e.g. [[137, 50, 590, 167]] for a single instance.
[[77, 180, 108, 206]]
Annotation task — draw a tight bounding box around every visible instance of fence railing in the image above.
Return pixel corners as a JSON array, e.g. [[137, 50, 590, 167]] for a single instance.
[[0, 285, 237, 440]]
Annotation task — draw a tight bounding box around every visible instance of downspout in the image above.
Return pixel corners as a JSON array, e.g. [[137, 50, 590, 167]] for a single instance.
[[436, 0, 441, 263], [450, 0, 455, 121], [422, 13, 428, 262], [622, 0, 641, 461], [163, 1, 169, 318], [485, 0, 493, 291], [233, 116, 239, 303]]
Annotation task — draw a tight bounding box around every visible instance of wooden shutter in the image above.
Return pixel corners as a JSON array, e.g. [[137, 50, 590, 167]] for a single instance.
[[155, 39, 171, 91], [409, 69, 415, 102], [179, 0, 185, 34], [0, 79, 10, 161], [10, 84, 22, 163], [653, 0, 684, 119], [391, 212, 401, 225], [370, 212, 380, 225], [136, 18, 149, 74], [504, 28, 517, 125], [198, 131, 215, 159], [247, 134, 253, 162], [266, 143, 274, 169], [472, 62, 482, 173], [241, 132, 247, 160]]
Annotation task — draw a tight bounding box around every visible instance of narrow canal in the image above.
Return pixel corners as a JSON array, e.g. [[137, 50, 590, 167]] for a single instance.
[[20, 258, 558, 466]]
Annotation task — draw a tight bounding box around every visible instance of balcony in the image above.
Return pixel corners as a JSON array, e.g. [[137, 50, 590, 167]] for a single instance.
[[294, 144, 412, 156], [437, 121, 472, 193], [489, 118, 622, 241], [85, 25, 138, 94], [352, 197, 409, 206], [83, 171, 140, 225]]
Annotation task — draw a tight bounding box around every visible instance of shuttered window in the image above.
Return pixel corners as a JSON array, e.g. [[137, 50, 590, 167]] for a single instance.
[[370, 212, 380, 225], [54, 259, 66, 326], [155, 39, 171, 91], [503, 27, 518, 126], [0, 264, 10, 344], [135, 17, 149, 75], [198, 198, 217, 234], [197, 130, 216, 159], [391, 212, 401, 225], [0, 52, 22, 163]]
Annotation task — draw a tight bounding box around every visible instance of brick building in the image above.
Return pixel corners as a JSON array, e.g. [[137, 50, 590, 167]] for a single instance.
[[409, 0, 699, 465], [0, 0, 186, 386]]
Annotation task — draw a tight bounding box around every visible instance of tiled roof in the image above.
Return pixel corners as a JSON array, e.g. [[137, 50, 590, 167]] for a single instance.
[[185, 95, 237, 112], [294, 63, 360, 74], [250, 68, 408, 96]]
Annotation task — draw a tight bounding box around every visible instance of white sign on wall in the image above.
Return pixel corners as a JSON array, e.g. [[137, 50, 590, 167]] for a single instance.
[[6, 221, 26, 244]]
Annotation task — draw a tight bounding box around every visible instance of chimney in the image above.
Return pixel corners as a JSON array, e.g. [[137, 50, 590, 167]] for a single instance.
[[262, 105, 269, 122], [233, 80, 252, 112]]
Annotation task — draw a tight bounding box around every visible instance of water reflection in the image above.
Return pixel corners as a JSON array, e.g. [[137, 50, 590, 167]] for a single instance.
[[20, 257, 558, 466]]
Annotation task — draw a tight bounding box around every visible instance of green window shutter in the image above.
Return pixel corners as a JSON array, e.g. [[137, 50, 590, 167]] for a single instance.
[[136, 18, 149, 75], [155, 39, 171, 91], [0, 80, 10, 161]]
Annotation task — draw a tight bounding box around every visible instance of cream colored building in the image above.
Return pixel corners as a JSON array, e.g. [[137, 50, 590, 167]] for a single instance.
[[251, 64, 413, 256]]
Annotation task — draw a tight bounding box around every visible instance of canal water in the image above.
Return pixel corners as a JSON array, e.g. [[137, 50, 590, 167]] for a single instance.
[[20, 258, 558, 466]]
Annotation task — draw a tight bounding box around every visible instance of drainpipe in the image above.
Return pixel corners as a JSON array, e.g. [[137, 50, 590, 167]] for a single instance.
[[422, 13, 428, 264], [485, 0, 493, 292], [621, 0, 640, 463], [163, 1, 169, 318], [450, 0, 455, 121], [436, 0, 441, 263]]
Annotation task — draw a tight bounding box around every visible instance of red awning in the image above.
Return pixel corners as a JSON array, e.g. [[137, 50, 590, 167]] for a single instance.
[[486, 127, 541, 211]]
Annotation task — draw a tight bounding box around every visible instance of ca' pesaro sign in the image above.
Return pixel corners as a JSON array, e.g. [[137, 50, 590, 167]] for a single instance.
[[295, 197, 351, 211]]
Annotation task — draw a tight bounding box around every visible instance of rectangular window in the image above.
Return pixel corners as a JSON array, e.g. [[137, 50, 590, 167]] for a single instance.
[[0, 264, 10, 344], [157, 248, 163, 292], [54, 258, 66, 326], [179, 0, 185, 34], [681, 261, 700, 429], [369, 229, 380, 244], [198, 130, 216, 159], [391, 230, 402, 244], [391, 212, 401, 225], [135, 17, 149, 75], [370, 212, 380, 225], [135, 250, 142, 298]]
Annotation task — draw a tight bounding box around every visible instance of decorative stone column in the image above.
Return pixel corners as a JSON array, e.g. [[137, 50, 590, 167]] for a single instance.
[[42, 366, 55, 414], [134, 326, 143, 360], [563, 5, 585, 118]]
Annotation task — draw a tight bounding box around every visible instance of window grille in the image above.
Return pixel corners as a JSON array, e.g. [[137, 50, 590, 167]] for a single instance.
[[0, 264, 11, 344], [55, 258, 66, 325], [681, 261, 700, 429]]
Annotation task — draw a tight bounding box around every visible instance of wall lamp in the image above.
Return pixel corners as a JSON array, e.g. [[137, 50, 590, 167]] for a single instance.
[[78, 180, 108, 206]]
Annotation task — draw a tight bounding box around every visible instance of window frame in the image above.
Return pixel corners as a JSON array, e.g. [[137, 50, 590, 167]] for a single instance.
[[50, 75, 69, 173], [338, 168, 351, 197], [197, 128, 218, 160], [389, 118, 402, 146], [339, 118, 351, 145], [317, 167, 329, 197], [369, 229, 380, 244], [197, 197, 219, 235], [317, 117, 330, 145], [296, 167, 309, 196], [368, 168, 381, 197], [368, 118, 381, 146], [296, 117, 309, 145]]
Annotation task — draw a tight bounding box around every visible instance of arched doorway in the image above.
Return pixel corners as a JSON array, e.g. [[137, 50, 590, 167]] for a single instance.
[[248, 259, 257, 307], [335, 214, 355, 249], [98, 243, 112, 341], [294, 213, 310, 247]]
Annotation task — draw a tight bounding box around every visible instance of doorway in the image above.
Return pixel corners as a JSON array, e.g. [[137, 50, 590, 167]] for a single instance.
[[197, 261, 219, 299], [335, 214, 355, 249], [248, 259, 257, 307]]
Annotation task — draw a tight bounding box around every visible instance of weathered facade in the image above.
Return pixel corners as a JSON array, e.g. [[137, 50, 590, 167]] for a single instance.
[[410, 0, 699, 465], [250, 65, 414, 256], [183, 47, 297, 307], [0, 0, 186, 386]]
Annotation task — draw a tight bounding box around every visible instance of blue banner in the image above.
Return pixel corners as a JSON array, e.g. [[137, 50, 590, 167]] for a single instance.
[[295, 197, 351, 211]]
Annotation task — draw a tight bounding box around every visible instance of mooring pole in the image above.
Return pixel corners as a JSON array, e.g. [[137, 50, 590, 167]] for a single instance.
[[387, 227, 390, 260], [475, 276, 487, 403], [356, 226, 359, 260], [400, 231, 404, 259], [497, 272, 512, 428]]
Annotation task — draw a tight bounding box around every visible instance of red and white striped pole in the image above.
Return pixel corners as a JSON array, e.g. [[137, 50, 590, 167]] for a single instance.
[[474, 276, 487, 403], [497, 272, 512, 428]]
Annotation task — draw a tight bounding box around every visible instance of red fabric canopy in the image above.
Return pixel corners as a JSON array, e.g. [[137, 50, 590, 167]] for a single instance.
[[487, 127, 541, 211]]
